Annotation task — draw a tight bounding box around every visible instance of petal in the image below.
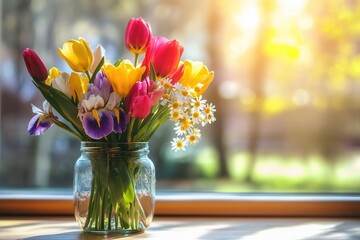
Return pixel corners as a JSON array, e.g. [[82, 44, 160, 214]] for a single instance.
[[113, 108, 130, 133], [90, 44, 104, 73], [82, 110, 113, 139], [28, 115, 53, 136], [131, 95, 152, 119], [149, 90, 163, 106]]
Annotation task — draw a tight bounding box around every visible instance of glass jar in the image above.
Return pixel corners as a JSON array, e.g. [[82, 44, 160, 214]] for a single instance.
[[73, 142, 155, 235]]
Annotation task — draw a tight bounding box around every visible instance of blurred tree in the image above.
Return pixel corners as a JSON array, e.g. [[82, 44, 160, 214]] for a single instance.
[[207, 0, 228, 178]]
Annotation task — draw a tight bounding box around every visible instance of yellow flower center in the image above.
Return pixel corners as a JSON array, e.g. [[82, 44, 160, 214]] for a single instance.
[[172, 102, 180, 109], [189, 135, 196, 142], [194, 101, 201, 108], [181, 90, 189, 97], [176, 141, 183, 148], [172, 111, 180, 119]]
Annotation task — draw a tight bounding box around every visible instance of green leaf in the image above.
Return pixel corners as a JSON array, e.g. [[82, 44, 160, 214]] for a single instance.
[[51, 117, 82, 139], [32, 80, 89, 140], [133, 105, 170, 141], [150, 61, 156, 81], [89, 56, 105, 84], [114, 59, 121, 67]]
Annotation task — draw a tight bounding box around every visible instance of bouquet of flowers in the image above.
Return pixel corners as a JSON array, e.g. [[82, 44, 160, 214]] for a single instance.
[[23, 18, 215, 150], [22, 17, 216, 232]]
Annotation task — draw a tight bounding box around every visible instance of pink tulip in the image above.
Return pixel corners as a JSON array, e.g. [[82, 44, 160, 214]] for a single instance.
[[125, 17, 152, 55], [22, 48, 48, 82], [142, 36, 184, 79], [125, 77, 163, 119]]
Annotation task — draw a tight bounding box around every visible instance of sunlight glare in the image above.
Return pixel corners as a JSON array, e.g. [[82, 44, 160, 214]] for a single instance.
[[234, 2, 260, 32], [242, 222, 339, 240], [292, 89, 310, 106], [277, 0, 308, 13], [219, 80, 241, 100]]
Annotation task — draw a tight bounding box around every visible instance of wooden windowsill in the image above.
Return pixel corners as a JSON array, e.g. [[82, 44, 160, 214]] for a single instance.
[[0, 216, 359, 239], [1, 192, 360, 217]]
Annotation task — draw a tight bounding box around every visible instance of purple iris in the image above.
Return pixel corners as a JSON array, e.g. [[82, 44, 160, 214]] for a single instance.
[[113, 108, 130, 133], [27, 102, 56, 136], [93, 71, 112, 102], [79, 71, 131, 140], [28, 115, 54, 136], [82, 109, 113, 139]]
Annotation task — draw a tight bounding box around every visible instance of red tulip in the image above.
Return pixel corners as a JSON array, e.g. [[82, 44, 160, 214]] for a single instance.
[[22, 48, 48, 82], [125, 77, 163, 119], [142, 36, 184, 79], [125, 17, 152, 55], [169, 63, 184, 84]]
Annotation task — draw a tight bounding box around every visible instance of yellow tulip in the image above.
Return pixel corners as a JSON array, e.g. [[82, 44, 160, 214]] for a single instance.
[[58, 37, 93, 73], [102, 60, 146, 97], [45, 67, 61, 86], [178, 60, 214, 96], [68, 72, 89, 101]]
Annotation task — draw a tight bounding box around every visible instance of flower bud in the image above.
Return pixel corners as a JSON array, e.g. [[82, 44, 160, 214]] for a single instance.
[[22, 48, 48, 82], [58, 37, 93, 73], [125, 17, 152, 55]]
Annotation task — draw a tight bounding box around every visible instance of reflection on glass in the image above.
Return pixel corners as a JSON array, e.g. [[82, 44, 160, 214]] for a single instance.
[[1, 0, 359, 193]]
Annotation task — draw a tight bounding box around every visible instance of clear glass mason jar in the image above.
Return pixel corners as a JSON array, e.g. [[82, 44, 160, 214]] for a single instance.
[[73, 142, 155, 235]]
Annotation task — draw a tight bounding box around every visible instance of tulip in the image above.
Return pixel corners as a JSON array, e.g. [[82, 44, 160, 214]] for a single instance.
[[102, 60, 145, 98], [90, 44, 105, 74], [169, 63, 184, 84], [125, 77, 163, 119], [142, 36, 184, 79], [68, 72, 89, 102], [125, 17, 152, 55], [22, 48, 48, 82], [58, 37, 93, 73], [178, 60, 214, 96], [45, 67, 61, 86]]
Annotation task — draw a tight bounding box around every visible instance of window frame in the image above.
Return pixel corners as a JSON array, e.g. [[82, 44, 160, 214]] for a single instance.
[[1, 191, 359, 217]]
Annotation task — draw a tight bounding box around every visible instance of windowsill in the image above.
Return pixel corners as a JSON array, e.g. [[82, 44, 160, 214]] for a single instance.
[[1, 190, 359, 217], [1, 216, 360, 239]]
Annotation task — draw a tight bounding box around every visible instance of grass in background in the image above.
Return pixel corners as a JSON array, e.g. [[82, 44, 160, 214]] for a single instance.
[[180, 149, 360, 193]]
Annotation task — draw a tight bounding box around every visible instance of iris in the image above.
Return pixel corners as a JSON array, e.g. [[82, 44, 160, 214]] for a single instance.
[[28, 101, 56, 136], [79, 72, 130, 139]]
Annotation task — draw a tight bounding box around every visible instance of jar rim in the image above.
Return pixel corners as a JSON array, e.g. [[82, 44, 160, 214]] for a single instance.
[[80, 142, 149, 152]]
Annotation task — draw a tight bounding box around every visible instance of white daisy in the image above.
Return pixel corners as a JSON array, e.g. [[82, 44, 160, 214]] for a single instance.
[[171, 137, 187, 151]]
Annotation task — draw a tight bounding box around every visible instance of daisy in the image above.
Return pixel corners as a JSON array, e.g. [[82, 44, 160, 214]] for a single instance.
[[191, 95, 206, 109], [204, 103, 216, 115], [171, 137, 187, 151], [190, 109, 203, 124], [186, 129, 201, 144]]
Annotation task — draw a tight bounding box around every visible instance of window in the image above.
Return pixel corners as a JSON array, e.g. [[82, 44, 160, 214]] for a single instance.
[[1, 0, 360, 197]]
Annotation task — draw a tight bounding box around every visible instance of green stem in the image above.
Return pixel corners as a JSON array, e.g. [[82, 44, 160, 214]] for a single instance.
[[134, 54, 139, 67], [108, 203, 112, 230], [84, 167, 96, 229], [85, 71, 91, 82], [51, 117, 83, 140], [127, 118, 135, 143], [100, 190, 106, 229]]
